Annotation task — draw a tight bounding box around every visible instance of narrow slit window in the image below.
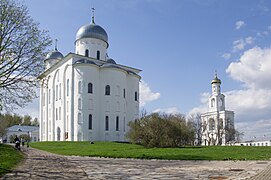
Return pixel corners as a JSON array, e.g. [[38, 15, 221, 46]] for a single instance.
[[105, 85, 110, 95], [97, 51, 100, 60], [105, 116, 109, 131], [85, 49, 89, 57]]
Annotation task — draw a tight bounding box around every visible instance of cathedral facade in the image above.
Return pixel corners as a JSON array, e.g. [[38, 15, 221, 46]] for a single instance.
[[39, 15, 141, 141], [201, 74, 234, 146]]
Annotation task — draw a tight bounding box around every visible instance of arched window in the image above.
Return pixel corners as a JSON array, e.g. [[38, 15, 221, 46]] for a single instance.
[[135, 91, 138, 101], [211, 98, 215, 107], [105, 85, 110, 95], [219, 118, 223, 128], [88, 83, 93, 93], [105, 116, 109, 131], [123, 88, 126, 98], [97, 50, 100, 60], [219, 98, 223, 107], [89, 114, 92, 130], [116, 116, 119, 131], [85, 49, 89, 57], [209, 118, 215, 130]]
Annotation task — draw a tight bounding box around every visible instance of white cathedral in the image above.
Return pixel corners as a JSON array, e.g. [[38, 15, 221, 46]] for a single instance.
[[201, 74, 234, 146], [39, 14, 141, 142]]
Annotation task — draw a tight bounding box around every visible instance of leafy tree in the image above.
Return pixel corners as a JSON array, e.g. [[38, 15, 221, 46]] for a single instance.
[[22, 115, 31, 126], [0, 0, 52, 111], [19, 134, 31, 142], [31, 117, 39, 126], [127, 112, 195, 148], [0, 113, 22, 127], [0, 117, 8, 140], [9, 134, 16, 143]]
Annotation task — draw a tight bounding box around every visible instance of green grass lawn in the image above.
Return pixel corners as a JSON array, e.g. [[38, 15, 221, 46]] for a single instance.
[[30, 141, 271, 160], [0, 144, 23, 176]]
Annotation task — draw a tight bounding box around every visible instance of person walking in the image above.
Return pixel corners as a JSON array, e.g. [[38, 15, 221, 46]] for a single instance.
[[14, 135, 20, 151]]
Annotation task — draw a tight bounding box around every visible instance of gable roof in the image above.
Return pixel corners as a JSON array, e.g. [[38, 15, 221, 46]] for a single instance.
[[7, 125, 39, 132]]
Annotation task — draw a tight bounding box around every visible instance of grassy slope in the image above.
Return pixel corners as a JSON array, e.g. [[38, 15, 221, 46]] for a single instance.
[[30, 141, 271, 160], [0, 144, 23, 176]]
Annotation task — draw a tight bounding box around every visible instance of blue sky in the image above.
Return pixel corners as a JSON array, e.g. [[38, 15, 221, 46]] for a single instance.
[[15, 0, 271, 141]]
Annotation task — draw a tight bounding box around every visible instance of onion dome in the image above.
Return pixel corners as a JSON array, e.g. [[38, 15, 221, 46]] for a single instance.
[[106, 58, 116, 64], [75, 15, 108, 46], [211, 72, 221, 84], [45, 48, 64, 60]]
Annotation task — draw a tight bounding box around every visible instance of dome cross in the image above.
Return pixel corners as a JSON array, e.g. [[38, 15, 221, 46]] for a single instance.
[[54, 39, 58, 50], [91, 7, 95, 24]]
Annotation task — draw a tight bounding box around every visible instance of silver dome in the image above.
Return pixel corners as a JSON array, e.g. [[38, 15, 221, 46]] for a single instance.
[[45, 49, 64, 60], [76, 23, 108, 44], [106, 58, 116, 64]]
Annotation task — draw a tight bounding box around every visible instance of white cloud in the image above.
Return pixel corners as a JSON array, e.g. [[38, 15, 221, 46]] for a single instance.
[[227, 46, 271, 89], [245, 36, 254, 44], [268, 26, 271, 31], [225, 46, 271, 139], [139, 80, 160, 107], [153, 107, 180, 115], [235, 21, 245, 30], [235, 119, 271, 140], [222, 53, 231, 60], [232, 37, 254, 52], [188, 92, 209, 115], [233, 39, 245, 51]]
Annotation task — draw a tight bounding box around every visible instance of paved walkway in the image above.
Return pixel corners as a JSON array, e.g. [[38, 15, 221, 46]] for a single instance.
[[1, 146, 271, 179]]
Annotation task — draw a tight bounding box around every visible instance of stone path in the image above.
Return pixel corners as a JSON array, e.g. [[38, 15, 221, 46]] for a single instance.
[[1, 147, 88, 180], [1, 146, 271, 179]]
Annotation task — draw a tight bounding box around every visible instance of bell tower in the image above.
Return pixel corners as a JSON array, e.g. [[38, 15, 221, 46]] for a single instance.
[[201, 72, 235, 146]]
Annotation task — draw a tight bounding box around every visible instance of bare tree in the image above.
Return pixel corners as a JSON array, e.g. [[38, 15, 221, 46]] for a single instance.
[[0, 0, 52, 111], [188, 113, 202, 145]]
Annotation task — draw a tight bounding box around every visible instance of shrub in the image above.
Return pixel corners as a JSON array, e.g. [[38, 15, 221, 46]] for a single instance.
[[127, 113, 195, 147]]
